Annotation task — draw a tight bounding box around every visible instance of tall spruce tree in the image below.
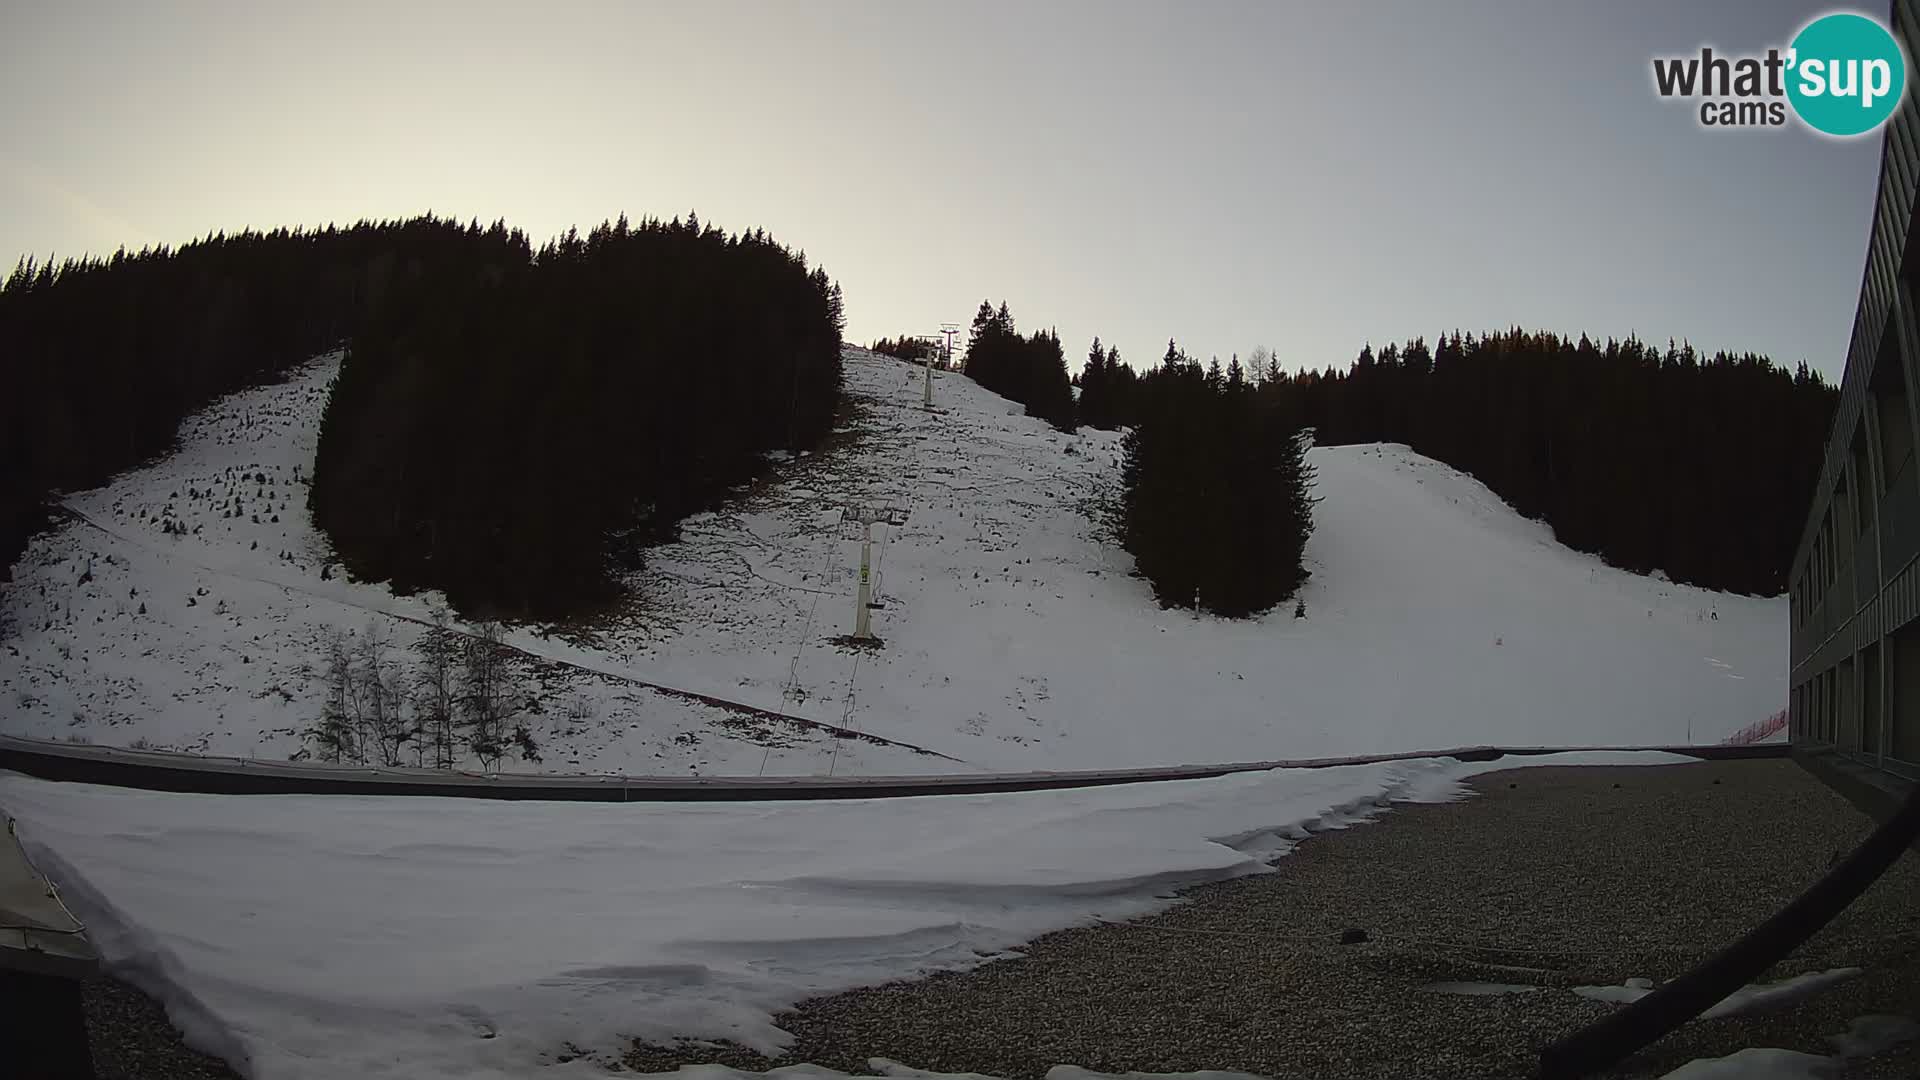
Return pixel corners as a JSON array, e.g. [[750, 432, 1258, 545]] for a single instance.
[[1024, 328, 1076, 431], [1106, 345, 1138, 428], [1079, 336, 1110, 429]]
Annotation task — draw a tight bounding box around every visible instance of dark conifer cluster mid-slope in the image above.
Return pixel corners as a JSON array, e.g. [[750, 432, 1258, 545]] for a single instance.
[[0, 217, 528, 580], [961, 301, 1076, 430], [1263, 330, 1836, 596], [310, 214, 845, 618], [1119, 344, 1316, 617]]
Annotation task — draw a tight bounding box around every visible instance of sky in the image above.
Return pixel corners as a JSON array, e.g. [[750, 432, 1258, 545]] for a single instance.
[[0, 1, 1888, 380]]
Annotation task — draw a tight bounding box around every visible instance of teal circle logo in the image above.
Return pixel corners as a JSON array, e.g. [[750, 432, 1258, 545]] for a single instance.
[[1786, 12, 1907, 136]]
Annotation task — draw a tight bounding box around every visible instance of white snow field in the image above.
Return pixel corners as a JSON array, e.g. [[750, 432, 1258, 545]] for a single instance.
[[0, 346, 1782, 774], [1, 750, 1694, 1079]]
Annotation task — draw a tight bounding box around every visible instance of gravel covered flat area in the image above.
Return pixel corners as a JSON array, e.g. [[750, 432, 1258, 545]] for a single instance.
[[625, 759, 1919, 1079], [77, 758, 1919, 1079], [82, 976, 242, 1080]]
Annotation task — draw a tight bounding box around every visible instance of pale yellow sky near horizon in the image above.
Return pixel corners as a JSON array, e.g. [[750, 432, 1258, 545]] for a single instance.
[[2, 0, 1885, 378]]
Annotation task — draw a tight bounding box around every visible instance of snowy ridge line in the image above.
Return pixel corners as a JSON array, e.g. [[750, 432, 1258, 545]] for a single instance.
[[45, 502, 964, 764], [0, 733, 1788, 801], [5, 345, 1786, 771]]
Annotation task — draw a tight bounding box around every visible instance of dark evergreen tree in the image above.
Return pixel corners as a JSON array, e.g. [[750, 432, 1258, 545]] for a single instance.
[[1078, 337, 1111, 429], [1105, 344, 1140, 429], [1024, 328, 1075, 431]]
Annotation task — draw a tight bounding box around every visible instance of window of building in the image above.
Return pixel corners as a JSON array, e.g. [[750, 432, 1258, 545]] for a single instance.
[[1872, 332, 1914, 496]]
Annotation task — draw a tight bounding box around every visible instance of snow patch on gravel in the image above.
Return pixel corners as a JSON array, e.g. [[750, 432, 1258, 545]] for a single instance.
[[1659, 1047, 1841, 1079], [1703, 968, 1863, 1019], [1574, 968, 1863, 1018], [2, 750, 1694, 1080]]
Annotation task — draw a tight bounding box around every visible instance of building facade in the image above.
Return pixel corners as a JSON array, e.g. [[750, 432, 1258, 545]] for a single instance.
[[1789, 0, 1920, 791]]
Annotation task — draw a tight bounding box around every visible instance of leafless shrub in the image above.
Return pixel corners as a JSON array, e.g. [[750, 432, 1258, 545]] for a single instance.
[[460, 621, 514, 772], [414, 611, 460, 769]]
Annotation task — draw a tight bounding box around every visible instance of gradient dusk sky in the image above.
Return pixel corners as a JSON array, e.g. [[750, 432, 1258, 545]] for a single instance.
[[1, 1, 1890, 379]]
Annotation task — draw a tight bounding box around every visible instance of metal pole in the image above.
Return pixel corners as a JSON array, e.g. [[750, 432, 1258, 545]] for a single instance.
[[923, 353, 934, 408], [854, 522, 874, 640]]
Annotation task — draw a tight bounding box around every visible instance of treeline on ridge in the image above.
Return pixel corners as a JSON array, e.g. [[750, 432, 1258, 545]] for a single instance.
[[0, 216, 528, 580], [1264, 331, 1835, 596], [869, 335, 943, 364], [995, 309, 1831, 606], [311, 214, 845, 618]]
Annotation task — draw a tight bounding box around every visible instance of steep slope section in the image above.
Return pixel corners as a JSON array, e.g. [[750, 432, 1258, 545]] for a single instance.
[[609, 348, 1782, 769], [0, 347, 1783, 773], [0, 352, 939, 776]]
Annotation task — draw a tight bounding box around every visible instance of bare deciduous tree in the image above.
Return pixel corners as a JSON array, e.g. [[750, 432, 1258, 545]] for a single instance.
[[460, 620, 513, 772], [1247, 346, 1273, 386], [358, 621, 410, 766], [413, 610, 459, 770]]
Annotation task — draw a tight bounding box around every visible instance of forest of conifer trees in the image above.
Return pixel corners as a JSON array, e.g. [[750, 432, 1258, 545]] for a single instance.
[[1266, 331, 1835, 596], [1094, 327, 1835, 604], [310, 214, 845, 618], [961, 301, 1076, 431], [961, 308, 1316, 618], [0, 216, 529, 580], [868, 335, 940, 364], [1120, 344, 1316, 617], [1075, 336, 1141, 432], [1, 214, 1837, 627], [0, 213, 841, 621]]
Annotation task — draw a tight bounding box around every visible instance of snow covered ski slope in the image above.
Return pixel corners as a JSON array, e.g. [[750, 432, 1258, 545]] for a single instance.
[[576, 347, 1785, 767], [0, 347, 1784, 773]]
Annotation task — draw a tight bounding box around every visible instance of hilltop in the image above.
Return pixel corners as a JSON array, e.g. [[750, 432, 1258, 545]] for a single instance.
[[0, 347, 1784, 772]]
